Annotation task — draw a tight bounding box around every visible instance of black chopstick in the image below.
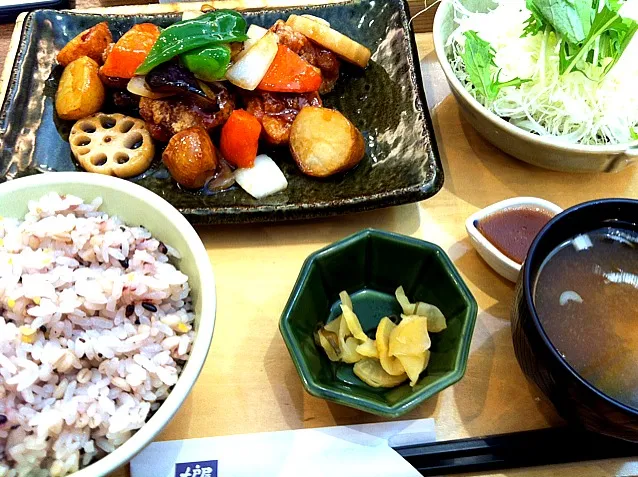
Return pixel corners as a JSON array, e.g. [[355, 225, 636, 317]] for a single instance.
[[395, 427, 638, 476]]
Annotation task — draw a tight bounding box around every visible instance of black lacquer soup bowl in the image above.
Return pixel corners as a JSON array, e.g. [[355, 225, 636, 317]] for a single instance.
[[512, 198, 638, 442]]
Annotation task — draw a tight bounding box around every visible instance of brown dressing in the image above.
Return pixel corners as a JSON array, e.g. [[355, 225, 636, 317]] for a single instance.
[[477, 207, 554, 264]]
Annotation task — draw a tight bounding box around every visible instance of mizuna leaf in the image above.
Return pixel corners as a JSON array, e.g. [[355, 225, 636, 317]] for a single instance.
[[461, 31, 529, 103]]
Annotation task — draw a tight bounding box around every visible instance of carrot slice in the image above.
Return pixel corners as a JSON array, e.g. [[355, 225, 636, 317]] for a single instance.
[[257, 45, 322, 93], [101, 23, 160, 79], [220, 109, 262, 168]]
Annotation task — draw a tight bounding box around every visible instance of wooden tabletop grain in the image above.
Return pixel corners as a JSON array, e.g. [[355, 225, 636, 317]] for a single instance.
[[0, 25, 13, 75], [1, 2, 638, 476]]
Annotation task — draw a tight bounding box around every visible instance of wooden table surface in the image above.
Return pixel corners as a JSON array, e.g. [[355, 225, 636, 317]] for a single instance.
[[2, 2, 638, 476]]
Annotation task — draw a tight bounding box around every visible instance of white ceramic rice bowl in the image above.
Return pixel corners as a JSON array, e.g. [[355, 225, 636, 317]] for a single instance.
[[0, 172, 215, 476]]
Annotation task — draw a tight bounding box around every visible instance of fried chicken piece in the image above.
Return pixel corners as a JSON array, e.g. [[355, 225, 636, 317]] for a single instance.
[[270, 20, 341, 95], [242, 91, 322, 145], [139, 84, 234, 142]]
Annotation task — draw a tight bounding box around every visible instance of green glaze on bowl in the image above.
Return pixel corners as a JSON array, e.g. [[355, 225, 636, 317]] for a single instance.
[[0, 172, 216, 477], [279, 229, 477, 417], [0, 0, 442, 224]]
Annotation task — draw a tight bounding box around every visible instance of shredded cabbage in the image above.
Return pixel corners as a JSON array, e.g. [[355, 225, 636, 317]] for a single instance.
[[448, 0, 638, 145]]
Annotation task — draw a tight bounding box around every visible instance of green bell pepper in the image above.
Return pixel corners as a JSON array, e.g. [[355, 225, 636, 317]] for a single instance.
[[136, 10, 248, 75], [180, 44, 232, 82]]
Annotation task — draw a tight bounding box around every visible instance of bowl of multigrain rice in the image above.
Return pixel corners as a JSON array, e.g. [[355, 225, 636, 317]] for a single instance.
[[0, 172, 215, 477]]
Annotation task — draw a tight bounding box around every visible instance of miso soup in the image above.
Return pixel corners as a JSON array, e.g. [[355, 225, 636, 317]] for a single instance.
[[534, 226, 638, 408]]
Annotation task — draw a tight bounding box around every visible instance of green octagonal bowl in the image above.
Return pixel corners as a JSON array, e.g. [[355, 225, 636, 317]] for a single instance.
[[279, 229, 478, 417]]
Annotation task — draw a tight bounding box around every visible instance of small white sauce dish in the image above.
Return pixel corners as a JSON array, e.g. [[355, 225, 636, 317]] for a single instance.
[[465, 197, 564, 282]]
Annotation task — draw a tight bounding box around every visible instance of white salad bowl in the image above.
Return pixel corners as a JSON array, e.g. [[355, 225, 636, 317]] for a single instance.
[[433, 0, 638, 173], [0, 173, 216, 477], [465, 197, 563, 282]]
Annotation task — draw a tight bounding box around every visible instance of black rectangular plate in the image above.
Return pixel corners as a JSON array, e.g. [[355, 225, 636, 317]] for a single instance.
[[0, 0, 443, 224]]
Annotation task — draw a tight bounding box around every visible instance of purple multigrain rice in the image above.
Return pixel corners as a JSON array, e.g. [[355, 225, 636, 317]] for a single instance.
[[0, 192, 195, 476]]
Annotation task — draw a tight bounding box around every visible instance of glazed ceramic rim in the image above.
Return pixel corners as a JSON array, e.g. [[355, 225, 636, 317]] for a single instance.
[[0, 173, 216, 477], [433, 0, 638, 156], [465, 197, 563, 281], [279, 228, 478, 417], [4, 1, 444, 225], [523, 198, 638, 418]]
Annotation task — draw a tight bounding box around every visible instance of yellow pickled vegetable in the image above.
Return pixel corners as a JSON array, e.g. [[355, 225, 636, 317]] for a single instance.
[[342, 336, 362, 363], [397, 353, 427, 386], [340, 303, 367, 341], [389, 315, 430, 357], [395, 286, 447, 333], [338, 309, 351, 346], [316, 329, 341, 361], [376, 317, 406, 376], [324, 315, 342, 334], [339, 290, 353, 310], [356, 338, 378, 358], [415, 302, 447, 332], [395, 286, 416, 314], [315, 286, 445, 390], [354, 358, 407, 388]]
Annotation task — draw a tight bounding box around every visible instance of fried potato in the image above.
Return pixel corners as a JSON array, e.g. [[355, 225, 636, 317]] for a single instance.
[[163, 127, 218, 189], [55, 56, 105, 121], [289, 107, 364, 178], [57, 22, 112, 67]]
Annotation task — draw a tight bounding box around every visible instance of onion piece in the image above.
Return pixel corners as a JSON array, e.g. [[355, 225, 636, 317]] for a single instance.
[[572, 234, 593, 251], [197, 80, 220, 101], [225, 31, 279, 91], [126, 76, 173, 100], [205, 160, 236, 193], [235, 24, 269, 61], [559, 291, 583, 306], [602, 271, 638, 289], [234, 154, 288, 199]]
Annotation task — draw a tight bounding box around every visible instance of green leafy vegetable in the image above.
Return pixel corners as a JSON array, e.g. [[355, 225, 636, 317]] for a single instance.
[[560, 1, 638, 78], [524, 0, 595, 44], [460, 31, 529, 102], [631, 127, 638, 140], [523, 0, 638, 80], [522, 0, 549, 37]]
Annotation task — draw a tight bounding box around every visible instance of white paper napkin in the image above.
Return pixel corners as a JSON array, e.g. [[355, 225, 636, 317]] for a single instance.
[[131, 418, 435, 477]]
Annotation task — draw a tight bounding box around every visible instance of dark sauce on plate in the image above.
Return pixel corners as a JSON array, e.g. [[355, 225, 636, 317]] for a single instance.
[[477, 207, 554, 264], [534, 227, 638, 408]]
